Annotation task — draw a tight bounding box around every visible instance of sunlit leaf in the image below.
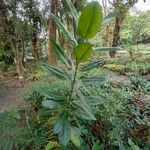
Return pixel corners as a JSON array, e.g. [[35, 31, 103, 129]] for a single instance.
[[73, 43, 92, 62], [78, 1, 103, 39]]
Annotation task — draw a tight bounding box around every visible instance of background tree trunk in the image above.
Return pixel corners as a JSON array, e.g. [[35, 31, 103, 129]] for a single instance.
[[12, 41, 25, 79], [47, 0, 57, 65], [102, 0, 111, 58], [110, 16, 123, 58], [31, 36, 39, 62]]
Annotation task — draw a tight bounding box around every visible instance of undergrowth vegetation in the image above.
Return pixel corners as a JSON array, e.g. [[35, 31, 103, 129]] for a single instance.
[[104, 47, 150, 75], [1, 75, 149, 149], [0, 1, 150, 150]]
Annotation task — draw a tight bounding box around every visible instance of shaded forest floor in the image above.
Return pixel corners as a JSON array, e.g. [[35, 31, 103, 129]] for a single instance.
[[0, 77, 29, 113], [0, 70, 149, 113]]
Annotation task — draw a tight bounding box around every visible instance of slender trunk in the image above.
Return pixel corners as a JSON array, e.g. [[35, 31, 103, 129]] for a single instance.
[[102, 0, 110, 58], [32, 41, 39, 62], [31, 37, 39, 62], [21, 40, 25, 66], [59, 11, 65, 48], [110, 16, 123, 58], [0, 0, 25, 79], [13, 41, 24, 79], [47, 0, 57, 65], [105, 24, 111, 58]]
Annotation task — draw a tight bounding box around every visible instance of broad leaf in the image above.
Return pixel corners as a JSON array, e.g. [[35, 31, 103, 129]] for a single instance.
[[51, 39, 73, 68], [42, 100, 58, 109], [54, 111, 68, 134], [73, 43, 92, 62], [58, 119, 71, 146], [66, 0, 78, 22], [94, 47, 122, 52], [102, 11, 117, 26], [50, 13, 77, 45], [71, 127, 81, 147], [78, 1, 103, 39], [41, 63, 69, 79], [81, 60, 105, 71], [80, 76, 106, 85]]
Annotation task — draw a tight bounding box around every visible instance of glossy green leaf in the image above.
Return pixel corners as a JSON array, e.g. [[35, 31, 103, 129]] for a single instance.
[[54, 111, 68, 134], [102, 11, 117, 26], [66, 0, 78, 22], [41, 63, 69, 79], [58, 119, 71, 146], [51, 39, 73, 68], [81, 60, 105, 71], [71, 127, 81, 147], [94, 47, 122, 52], [42, 100, 58, 109], [73, 43, 92, 62], [80, 76, 106, 85], [50, 13, 77, 45], [78, 1, 103, 39]]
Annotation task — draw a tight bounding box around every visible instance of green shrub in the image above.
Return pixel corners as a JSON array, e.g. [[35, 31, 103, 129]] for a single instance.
[[39, 0, 120, 148]]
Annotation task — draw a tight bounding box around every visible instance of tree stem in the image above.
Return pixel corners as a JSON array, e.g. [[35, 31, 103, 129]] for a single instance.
[[69, 61, 78, 100]]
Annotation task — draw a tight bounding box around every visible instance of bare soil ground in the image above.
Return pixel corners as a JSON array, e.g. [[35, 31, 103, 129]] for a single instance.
[[0, 77, 29, 113]]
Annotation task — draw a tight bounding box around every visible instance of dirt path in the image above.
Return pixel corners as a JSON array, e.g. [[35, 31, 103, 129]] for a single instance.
[[0, 78, 30, 113], [106, 70, 130, 84]]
